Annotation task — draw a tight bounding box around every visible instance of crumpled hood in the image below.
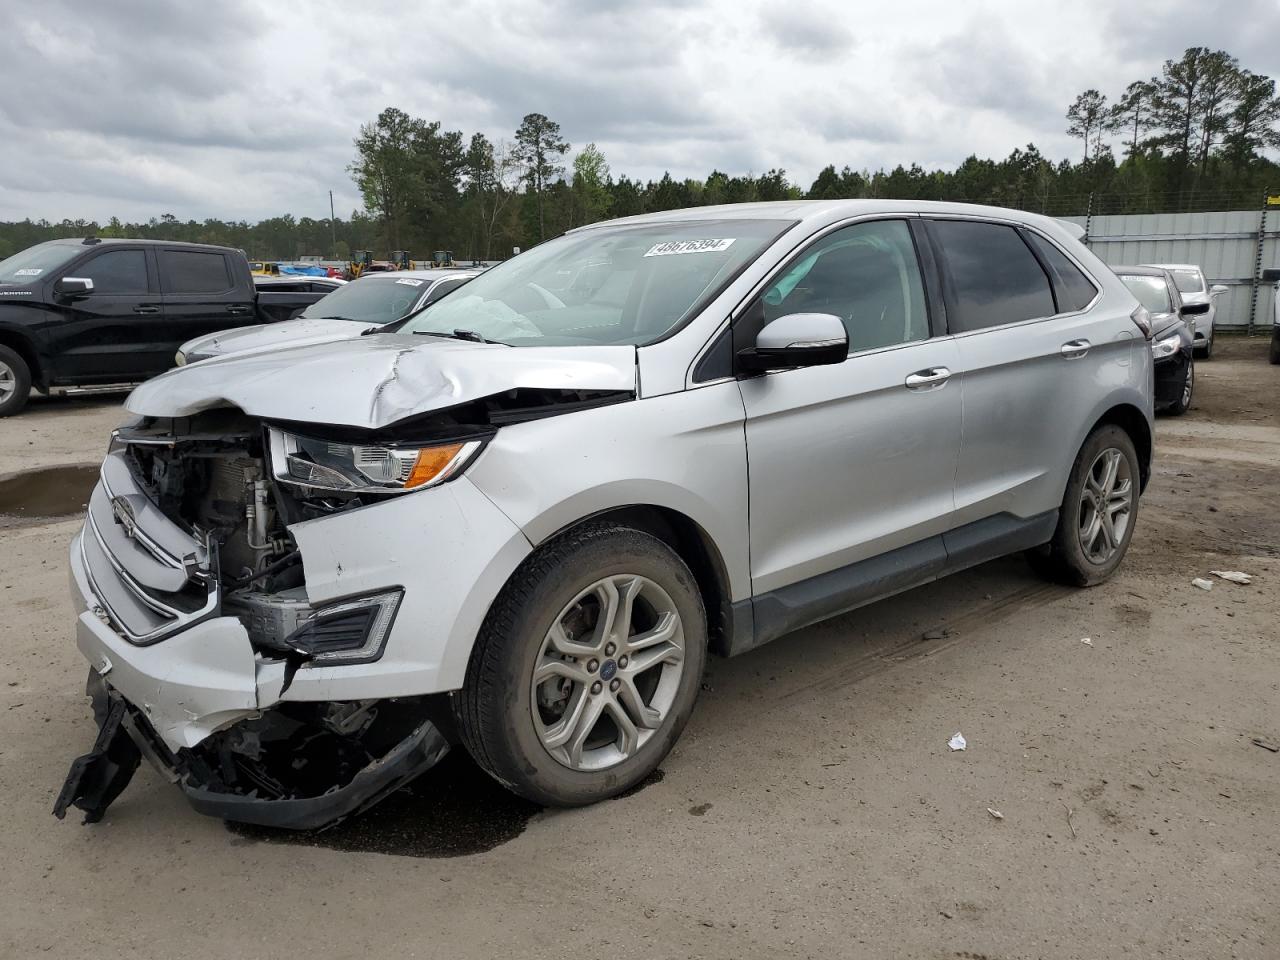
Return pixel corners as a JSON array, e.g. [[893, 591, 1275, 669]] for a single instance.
[[128, 334, 638, 428], [180, 317, 373, 361]]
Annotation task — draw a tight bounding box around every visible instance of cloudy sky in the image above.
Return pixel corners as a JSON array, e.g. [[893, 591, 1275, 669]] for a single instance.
[[1, 0, 1277, 224]]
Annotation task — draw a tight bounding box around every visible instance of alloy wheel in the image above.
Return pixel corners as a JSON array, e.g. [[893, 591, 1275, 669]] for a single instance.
[[531, 574, 685, 771], [1078, 448, 1134, 564], [0, 360, 15, 404]]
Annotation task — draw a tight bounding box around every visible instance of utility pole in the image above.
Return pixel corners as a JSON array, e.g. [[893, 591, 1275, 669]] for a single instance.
[[329, 190, 337, 260]]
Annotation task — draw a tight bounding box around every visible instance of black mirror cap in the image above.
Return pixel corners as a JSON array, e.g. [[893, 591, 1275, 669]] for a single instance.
[[737, 341, 847, 373], [1180, 301, 1211, 316], [54, 277, 94, 298], [1261, 268, 1280, 283]]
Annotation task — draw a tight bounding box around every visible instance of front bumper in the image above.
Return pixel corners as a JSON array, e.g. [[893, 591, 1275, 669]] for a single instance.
[[55, 670, 450, 830], [1153, 349, 1191, 408]]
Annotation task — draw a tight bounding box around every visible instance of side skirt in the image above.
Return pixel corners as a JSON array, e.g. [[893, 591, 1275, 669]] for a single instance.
[[725, 510, 1058, 656]]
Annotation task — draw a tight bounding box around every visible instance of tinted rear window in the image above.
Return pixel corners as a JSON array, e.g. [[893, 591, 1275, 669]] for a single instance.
[[1025, 233, 1098, 313], [162, 251, 232, 294], [930, 220, 1055, 332]]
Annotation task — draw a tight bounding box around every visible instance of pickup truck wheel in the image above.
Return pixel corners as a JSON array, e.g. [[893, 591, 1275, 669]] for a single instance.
[[454, 521, 707, 806], [1027, 425, 1140, 587], [0, 346, 32, 417]]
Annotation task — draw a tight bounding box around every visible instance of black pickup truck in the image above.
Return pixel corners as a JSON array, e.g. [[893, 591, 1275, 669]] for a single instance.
[[0, 238, 325, 415]]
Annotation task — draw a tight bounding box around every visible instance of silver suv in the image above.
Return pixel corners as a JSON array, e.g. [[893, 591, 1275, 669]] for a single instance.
[[56, 201, 1154, 829]]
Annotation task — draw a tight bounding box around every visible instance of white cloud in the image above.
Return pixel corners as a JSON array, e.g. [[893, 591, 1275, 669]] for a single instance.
[[0, 0, 1276, 222]]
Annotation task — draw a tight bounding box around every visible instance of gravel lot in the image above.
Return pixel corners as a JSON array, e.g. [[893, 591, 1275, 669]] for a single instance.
[[2, 338, 1277, 960]]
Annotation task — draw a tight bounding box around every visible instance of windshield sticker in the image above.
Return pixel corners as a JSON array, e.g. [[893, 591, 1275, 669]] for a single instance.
[[643, 238, 736, 258], [394, 278, 424, 286], [14, 268, 42, 276]]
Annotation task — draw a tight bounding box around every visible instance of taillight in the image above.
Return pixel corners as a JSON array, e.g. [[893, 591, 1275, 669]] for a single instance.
[[1130, 305, 1153, 339]]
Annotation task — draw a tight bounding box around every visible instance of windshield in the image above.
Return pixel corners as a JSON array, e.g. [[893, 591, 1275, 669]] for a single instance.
[[298, 274, 428, 323], [1121, 275, 1173, 314], [398, 219, 789, 346], [1169, 269, 1205, 294], [0, 242, 81, 284]]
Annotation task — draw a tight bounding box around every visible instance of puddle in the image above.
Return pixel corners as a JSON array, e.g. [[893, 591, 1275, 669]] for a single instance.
[[227, 754, 666, 859], [0, 464, 98, 528]]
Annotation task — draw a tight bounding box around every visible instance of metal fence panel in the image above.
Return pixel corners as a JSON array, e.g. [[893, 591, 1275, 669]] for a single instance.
[[1060, 208, 1276, 331]]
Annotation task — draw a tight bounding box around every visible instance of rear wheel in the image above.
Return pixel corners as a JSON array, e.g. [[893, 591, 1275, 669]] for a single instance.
[[1028, 425, 1140, 587], [453, 522, 707, 806], [0, 346, 32, 418]]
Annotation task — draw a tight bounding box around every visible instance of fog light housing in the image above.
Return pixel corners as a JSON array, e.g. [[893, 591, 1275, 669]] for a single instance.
[[285, 590, 402, 665]]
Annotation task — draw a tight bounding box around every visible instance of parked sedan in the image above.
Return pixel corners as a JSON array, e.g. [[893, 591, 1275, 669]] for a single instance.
[[1144, 263, 1227, 358], [1116, 265, 1206, 415], [175, 269, 478, 365]]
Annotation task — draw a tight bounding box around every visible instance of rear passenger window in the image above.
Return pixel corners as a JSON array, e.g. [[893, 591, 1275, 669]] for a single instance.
[[78, 250, 149, 294], [1025, 232, 1098, 313], [930, 220, 1055, 332], [162, 251, 232, 294]]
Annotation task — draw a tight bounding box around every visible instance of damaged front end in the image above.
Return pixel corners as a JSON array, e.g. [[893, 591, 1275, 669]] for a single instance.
[[55, 407, 474, 829], [57, 377, 628, 829], [55, 670, 449, 831]]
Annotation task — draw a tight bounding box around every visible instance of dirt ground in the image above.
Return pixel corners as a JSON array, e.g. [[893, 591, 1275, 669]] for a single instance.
[[1, 339, 1277, 960]]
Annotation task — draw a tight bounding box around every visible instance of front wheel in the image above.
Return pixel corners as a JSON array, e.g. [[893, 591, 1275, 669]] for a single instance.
[[1166, 356, 1193, 416], [454, 522, 707, 806], [1027, 425, 1140, 587]]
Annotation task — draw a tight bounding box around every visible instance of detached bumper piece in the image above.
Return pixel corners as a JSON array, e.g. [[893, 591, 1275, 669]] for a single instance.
[[52, 696, 141, 824], [55, 671, 450, 831]]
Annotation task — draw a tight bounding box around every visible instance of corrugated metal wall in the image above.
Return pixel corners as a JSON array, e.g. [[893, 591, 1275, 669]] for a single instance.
[[1060, 208, 1279, 331]]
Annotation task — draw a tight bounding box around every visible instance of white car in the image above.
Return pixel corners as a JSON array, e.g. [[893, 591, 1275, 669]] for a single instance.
[[1144, 264, 1227, 358], [175, 269, 479, 365]]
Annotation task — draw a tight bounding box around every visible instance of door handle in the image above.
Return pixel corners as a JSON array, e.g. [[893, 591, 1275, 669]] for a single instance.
[[225, 305, 251, 315], [904, 367, 951, 391], [132, 305, 160, 315], [1060, 339, 1091, 359]]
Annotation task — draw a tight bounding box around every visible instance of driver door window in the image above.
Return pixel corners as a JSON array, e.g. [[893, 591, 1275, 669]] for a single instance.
[[75, 249, 150, 294], [762, 220, 929, 354]]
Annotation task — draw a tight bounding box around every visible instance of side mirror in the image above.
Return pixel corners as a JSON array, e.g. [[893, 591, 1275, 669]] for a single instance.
[[54, 277, 94, 298], [1260, 268, 1280, 284], [1180, 301, 1210, 316], [737, 313, 848, 373], [1209, 284, 1228, 296]]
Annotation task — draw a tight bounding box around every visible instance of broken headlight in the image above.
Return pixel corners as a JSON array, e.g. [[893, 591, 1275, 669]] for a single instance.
[[269, 427, 483, 495], [286, 590, 402, 664]]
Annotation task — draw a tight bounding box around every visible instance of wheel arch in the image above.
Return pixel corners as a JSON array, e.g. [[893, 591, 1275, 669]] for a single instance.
[[0, 329, 43, 388], [529, 504, 741, 658], [1088, 402, 1152, 492]]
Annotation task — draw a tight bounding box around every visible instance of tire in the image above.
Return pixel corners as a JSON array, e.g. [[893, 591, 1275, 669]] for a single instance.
[[1269, 330, 1280, 365], [1027, 425, 1140, 587], [453, 521, 707, 806], [1165, 357, 1193, 416], [0, 345, 32, 418]]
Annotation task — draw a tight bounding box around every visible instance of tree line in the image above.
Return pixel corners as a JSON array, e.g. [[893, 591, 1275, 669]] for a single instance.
[[1, 46, 1277, 263]]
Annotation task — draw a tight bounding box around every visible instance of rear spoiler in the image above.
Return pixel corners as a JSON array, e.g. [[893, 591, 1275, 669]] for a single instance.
[[1056, 220, 1087, 241]]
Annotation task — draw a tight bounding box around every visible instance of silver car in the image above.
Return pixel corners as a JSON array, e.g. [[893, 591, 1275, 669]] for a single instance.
[[174, 269, 478, 365], [56, 201, 1154, 829]]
